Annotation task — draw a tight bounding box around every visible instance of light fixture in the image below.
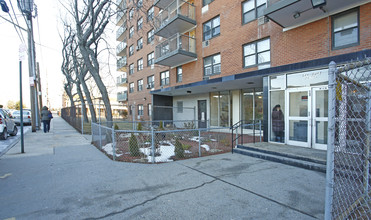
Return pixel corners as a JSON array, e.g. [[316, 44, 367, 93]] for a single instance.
[[311, 0, 326, 8], [187, 91, 192, 94], [293, 12, 300, 19]]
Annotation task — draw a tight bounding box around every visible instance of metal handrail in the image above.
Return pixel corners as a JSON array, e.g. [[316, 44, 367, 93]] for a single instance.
[[231, 120, 261, 153]]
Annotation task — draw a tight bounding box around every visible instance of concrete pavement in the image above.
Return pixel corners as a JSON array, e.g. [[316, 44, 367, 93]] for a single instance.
[[0, 115, 326, 219]]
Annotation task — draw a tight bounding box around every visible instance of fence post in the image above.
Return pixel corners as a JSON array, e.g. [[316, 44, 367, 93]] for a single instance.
[[99, 122, 102, 149], [81, 104, 84, 135], [198, 129, 201, 157], [151, 127, 155, 164], [259, 120, 262, 143], [365, 81, 371, 195], [112, 126, 115, 161], [325, 61, 336, 220]]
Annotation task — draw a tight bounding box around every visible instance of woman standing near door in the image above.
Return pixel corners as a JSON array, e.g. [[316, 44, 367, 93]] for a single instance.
[[272, 104, 284, 143]]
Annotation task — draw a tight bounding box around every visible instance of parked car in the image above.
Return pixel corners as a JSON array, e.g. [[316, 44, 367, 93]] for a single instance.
[[0, 108, 18, 140], [12, 110, 32, 125]]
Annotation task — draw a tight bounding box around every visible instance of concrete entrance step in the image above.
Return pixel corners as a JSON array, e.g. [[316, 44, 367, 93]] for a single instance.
[[233, 145, 326, 173]]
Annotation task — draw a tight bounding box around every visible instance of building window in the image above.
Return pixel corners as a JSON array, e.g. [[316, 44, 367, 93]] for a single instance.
[[204, 54, 221, 76], [129, 45, 134, 56], [137, 79, 143, 91], [242, 0, 266, 24], [160, 71, 169, 86], [129, 8, 134, 20], [147, 6, 154, 21], [147, 29, 154, 44], [203, 16, 220, 41], [138, 104, 143, 116], [137, 17, 143, 31], [137, 58, 143, 71], [176, 66, 182, 82], [148, 104, 152, 116], [137, 38, 143, 50], [243, 38, 270, 68], [332, 8, 359, 50], [129, 82, 134, 93], [177, 101, 183, 113], [129, 63, 134, 75], [137, 0, 143, 8], [203, 0, 215, 6], [147, 75, 154, 89], [129, 105, 133, 115], [147, 52, 154, 66], [129, 26, 134, 38]]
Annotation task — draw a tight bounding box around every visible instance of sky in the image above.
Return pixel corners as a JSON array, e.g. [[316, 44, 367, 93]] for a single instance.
[[0, 0, 64, 109]]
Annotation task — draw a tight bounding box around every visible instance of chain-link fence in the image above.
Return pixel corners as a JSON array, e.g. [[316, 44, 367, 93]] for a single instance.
[[91, 121, 234, 163], [325, 58, 371, 219]]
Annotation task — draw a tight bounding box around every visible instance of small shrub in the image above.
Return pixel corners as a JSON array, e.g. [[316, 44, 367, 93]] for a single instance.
[[114, 124, 119, 130], [137, 122, 142, 131], [174, 138, 184, 158], [158, 121, 164, 130], [182, 144, 192, 150], [129, 133, 140, 156]]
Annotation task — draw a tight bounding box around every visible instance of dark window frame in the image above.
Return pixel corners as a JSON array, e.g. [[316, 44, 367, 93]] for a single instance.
[[147, 75, 154, 89], [147, 52, 154, 66], [242, 0, 267, 25], [176, 66, 182, 83], [160, 71, 170, 86], [129, 82, 134, 93], [243, 38, 270, 68], [203, 16, 220, 41], [331, 7, 360, 50], [137, 79, 143, 91], [203, 53, 221, 76]]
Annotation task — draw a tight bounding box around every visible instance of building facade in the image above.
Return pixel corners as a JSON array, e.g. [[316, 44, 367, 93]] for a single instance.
[[116, 0, 371, 150]]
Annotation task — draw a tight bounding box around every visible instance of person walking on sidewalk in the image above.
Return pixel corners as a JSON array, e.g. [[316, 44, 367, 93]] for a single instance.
[[41, 106, 52, 133]]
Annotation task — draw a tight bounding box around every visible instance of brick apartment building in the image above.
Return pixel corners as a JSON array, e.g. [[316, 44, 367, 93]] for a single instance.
[[116, 0, 371, 150]]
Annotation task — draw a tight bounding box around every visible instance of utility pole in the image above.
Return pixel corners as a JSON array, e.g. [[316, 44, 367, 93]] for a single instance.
[[18, 0, 39, 131]]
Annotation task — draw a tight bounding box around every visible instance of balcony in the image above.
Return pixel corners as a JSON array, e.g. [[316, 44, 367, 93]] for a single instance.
[[155, 33, 196, 67], [154, 0, 196, 38], [117, 91, 128, 102], [116, 10, 126, 26], [116, 41, 127, 57], [117, 56, 127, 72], [116, 74, 128, 86], [154, 0, 173, 9], [264, 0, 367, 28], [116, 0, 125, 8], [116, 25, 127, 41]]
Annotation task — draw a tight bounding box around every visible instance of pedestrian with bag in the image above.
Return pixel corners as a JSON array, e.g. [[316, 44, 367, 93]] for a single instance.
[[41, 106, 52, 133]]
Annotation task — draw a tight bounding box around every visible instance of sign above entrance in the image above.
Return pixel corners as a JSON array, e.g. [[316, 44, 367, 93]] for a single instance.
[[287, 69, 328, 88]]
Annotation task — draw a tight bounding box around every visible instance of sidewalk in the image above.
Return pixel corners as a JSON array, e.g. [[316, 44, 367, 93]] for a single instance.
[[0, 115, 326, 220]]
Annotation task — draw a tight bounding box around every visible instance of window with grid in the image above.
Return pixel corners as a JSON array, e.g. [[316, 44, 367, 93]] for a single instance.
[[147, 52, 154, 66], [242, 0, 266, 24], [129, 63, 134, 75], [129, 26, 134, 38], [203, 54, 221, 76], [332, 8, 359, 50], [129, 45, 134, 56], [138, 104, 143, 116], [137, 58, 143, 71], [177, 66, 182, 82], [147, 6, 154, 21], [147, 29, 154, 44], [137, 0, 143, 8], [129, 8, 134, 20], [137, 17, 143, 30], [177, 101, 183, 113], [203, 16, 220, 41], [243, 38, 270, 68], [137, 38, 143, 50], [160, 71, 169, 86], [147, 75, 154, 89], [129, 82, 134, 93], [137, 79, 143, 91]]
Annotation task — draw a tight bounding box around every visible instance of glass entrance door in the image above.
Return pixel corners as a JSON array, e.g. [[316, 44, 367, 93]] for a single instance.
[[286, 87, 328, 149], [312, 87, 328, 150], [287, 89, 310, 147]]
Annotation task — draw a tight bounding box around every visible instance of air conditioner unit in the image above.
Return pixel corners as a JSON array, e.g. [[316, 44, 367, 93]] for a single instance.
[[151, 64, 154, 69], [136, 46, 139, 51], [258, 16, 269, 25], [202, 40, 210, 48], [203, 76, 210, 80], [146, 84, 151, 89]]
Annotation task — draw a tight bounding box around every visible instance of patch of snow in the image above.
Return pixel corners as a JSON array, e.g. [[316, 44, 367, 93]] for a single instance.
[[190, 136, 200, 142], [102, 143, 122, 157], [185, 150, 192, 154], [140, 141, 175, 162], [201, 144, 210, 151]]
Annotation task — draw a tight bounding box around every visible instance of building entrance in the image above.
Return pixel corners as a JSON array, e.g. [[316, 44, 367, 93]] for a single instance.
[[286, 86, 328, 150]]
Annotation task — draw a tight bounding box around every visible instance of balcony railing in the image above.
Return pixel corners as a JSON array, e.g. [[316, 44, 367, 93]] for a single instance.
[[117, 56, 127, 71], [116, 41, 127, 57], [154, 0, 196, 38], [117, 91, 128, 102], [116, 25, 127, 41], [116, 10, 126, 26], [155, 33, 196, 67], [116, 74, 127, 85]]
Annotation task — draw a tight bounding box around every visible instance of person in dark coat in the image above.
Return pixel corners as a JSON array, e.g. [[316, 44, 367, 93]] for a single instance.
[[272, 104, 284, 142], [41, 106, 52, 133]]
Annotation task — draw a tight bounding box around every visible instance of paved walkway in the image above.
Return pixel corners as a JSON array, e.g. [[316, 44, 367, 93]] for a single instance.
[[0, 115, 326, 219]]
